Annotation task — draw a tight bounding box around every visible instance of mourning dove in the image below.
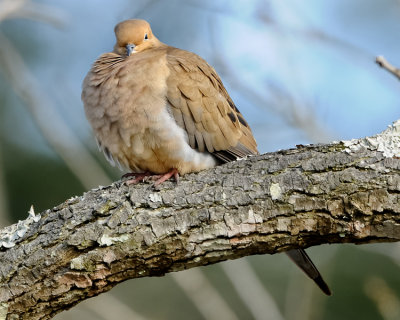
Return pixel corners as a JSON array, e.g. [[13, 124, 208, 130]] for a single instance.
[[82, 19, 331, 295]]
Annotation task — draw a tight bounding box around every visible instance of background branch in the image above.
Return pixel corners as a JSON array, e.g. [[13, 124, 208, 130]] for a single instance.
[[376, 56, 400, 81]]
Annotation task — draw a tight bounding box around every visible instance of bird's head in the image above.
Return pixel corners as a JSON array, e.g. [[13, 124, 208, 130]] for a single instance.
[[113, 19, 159, 56]]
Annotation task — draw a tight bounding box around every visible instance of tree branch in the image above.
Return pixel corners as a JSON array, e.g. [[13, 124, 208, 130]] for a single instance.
[[1, 120, 400, 319], [376, 56, 400, 80]]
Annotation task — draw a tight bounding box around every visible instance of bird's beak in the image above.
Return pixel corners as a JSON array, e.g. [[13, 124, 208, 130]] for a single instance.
[[126, 44, 136, 56]]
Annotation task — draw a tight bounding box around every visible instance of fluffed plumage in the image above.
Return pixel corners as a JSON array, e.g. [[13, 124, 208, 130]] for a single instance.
[[82, 19, 256, 176], [82, 19, 331, 295]]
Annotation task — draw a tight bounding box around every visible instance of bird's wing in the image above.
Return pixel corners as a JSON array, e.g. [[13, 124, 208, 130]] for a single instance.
[[164, 47, 331, 295], [165, 47, 258, 162]]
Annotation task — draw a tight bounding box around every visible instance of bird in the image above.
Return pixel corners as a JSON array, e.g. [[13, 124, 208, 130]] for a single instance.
[[82, 19, 331, 296]]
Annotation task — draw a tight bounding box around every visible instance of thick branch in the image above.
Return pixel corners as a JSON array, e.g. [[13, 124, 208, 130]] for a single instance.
[[1, 121, 400, 319]]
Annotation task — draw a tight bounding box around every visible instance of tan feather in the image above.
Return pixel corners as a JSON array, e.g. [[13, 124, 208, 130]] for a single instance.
[[165, 48, 258, 161], [82, 19, 260, 172]]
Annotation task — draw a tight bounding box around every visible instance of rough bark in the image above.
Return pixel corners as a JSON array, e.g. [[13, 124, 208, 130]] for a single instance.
[[1, 121, 400, 319]]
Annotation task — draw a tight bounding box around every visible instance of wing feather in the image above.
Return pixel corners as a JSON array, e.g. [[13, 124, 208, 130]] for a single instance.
[[165, 47, 258, 163]]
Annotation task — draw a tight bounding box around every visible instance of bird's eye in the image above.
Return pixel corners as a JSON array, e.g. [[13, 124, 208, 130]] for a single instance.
[[144, 33, 148, 40]]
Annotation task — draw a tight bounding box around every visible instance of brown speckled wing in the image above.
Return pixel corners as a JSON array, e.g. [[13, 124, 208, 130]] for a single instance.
[[165, 47, 258, 163]]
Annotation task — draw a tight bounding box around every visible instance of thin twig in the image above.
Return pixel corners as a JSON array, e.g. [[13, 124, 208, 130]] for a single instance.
[[0, 143, 11, 228], [376, 56, 400, 81], [0, 31, 112, 189], [171, 269, 239, 320], [207, 18, 336, 144], [364, 276, 400, 320], [56, 292, 148, 320], [0, 0, 66, 26], [221, 259, 285, 320]]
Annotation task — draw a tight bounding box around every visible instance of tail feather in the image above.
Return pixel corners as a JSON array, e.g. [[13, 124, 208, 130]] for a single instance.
[[286, 249, 332, 296]]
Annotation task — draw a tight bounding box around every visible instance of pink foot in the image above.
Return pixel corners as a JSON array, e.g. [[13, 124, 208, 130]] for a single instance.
[[154, 168, 179, 186], [122, 172, 151, 185], [122, 169, 179, 186]]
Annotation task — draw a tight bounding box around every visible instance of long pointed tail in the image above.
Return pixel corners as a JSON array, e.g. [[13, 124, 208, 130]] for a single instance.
[[286, 249, 332, 296]]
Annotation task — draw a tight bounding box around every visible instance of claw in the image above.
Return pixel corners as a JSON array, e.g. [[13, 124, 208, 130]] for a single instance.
[[122, 169, 179, 186], [122, 172, 151, 185], [154, 168, 179, 186]]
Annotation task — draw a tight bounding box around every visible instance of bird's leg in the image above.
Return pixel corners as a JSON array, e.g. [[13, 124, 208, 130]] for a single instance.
[[122, 169, 179, 186], [154, 168, 179, 186], [122, 171, 151, 185]]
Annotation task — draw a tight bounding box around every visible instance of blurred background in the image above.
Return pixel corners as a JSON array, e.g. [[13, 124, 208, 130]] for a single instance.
[[1, 0, 400, 319]]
